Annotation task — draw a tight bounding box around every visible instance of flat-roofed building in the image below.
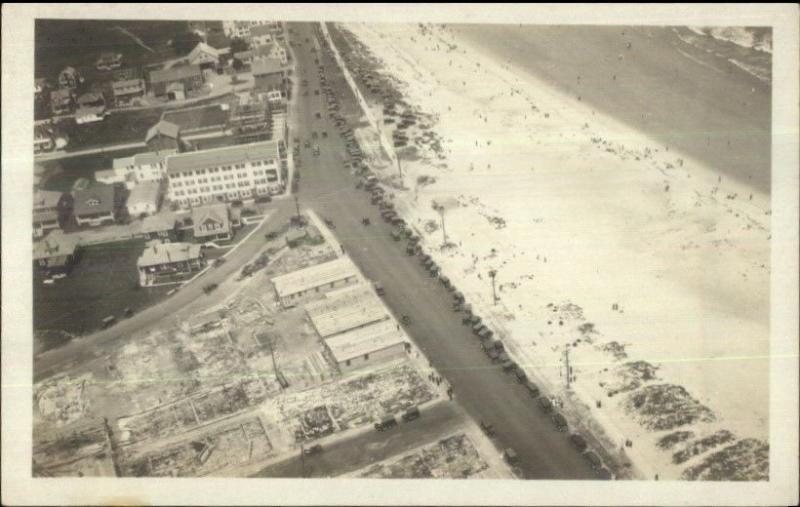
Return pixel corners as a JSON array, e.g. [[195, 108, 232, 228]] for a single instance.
[[126, 181, 163, 217], [271, 257, 360, 308], [112, 78, 146, 107], [324, 319, 407, 373], [304, 283, 388, 338], [166, 140, 282, 207]]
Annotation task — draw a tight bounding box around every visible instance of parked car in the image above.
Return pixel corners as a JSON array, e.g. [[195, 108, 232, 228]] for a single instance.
[[524, 380, 540, 398], [503, 448, 519, 465], [374, 282, 385, 296], [213, 258, 226, 268], [480, 420, 495, 436], [584, 451, 603, 470], [203, 283, 218, 294], [514, 367, 528, 383], [255, 195, 272, 203], [401, 406, 420, 422], [303, 444, 323, 456], [551, 412, 568, 432], [569, 433, 588, 452], [102, 315, 116, 328], [539, 396, 554, 413], [374, 416, 398, 432]]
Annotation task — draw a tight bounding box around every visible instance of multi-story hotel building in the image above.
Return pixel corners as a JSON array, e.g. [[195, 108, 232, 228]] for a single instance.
[[165, 141, 283, 207]]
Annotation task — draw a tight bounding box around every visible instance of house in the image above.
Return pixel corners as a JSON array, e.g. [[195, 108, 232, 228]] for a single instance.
[[165, 140, 282, 207], [304, 284, 388, 338], [233, 50, 255, 67], [35, 78, 48, 96], [126, 181, 163, 217], [229, 100, 270, 143], [96, 52, 123, 71], [249, 24, 281, 47], [72, 183, 117, 227], [112, 78, 146, 107], [323, 319, 407, 373], [33, 231, 80, 276], [145, 120, 183, 153], [106, 151, 168, 189], [223, 20, 273, 39], [136, 242, 205, 286], [50, 88, 73, 115], [58, 66, 82, 89], [192, 203, 232, 242], [75, 92, 106, 124], [149, 64, 204, 98], [252, 58, 286, 102], [140, 213, 178, 241], [187, 42, 222, 70], [260, 42, 288, 65], [270, 257, 360, 308], [33, 189, 65, 238], [34, 124, 55, 154]]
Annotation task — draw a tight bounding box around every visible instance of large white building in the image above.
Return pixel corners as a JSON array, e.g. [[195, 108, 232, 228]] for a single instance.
[[165, 141, 283, 207], [222, 20, 282, 40], [271, 257, 360, 308], [305, 284, 388, 338], [324, 319, 407, 373]]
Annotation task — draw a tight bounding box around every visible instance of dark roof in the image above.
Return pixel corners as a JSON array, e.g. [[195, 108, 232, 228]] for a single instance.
[[146, 120, 181, 143], [73, 184, 116, 217], [149, 64, 202, 84]]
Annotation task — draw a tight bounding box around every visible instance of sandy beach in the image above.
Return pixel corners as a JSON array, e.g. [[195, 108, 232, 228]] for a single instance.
[[457, 25, 772, 194], [336, 22, 771, 480]]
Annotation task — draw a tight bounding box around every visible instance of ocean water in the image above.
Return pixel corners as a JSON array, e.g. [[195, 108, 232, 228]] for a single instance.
[[457, 25, 772, 194]]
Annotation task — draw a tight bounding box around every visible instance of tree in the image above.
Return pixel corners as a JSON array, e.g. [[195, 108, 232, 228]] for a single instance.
[[230, 37, 249, 53], [172, 30, 203, 56]]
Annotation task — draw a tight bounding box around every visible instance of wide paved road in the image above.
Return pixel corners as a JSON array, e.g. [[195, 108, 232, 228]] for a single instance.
[[253, 401, 466, 478], [288, 22, 596, 480]]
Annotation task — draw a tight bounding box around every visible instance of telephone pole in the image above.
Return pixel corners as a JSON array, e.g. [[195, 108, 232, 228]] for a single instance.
[[294, 194, 301, 219], [488, 269, 498, 305], [564, 347, 571, 389], [437, 205, 447, 246]]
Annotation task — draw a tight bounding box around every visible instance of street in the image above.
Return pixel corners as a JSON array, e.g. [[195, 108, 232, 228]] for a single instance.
[[33, 202, 293, 382], [252, 401, 467, 478], [34, 21, 597, 480], [283, 22, 597, 480]]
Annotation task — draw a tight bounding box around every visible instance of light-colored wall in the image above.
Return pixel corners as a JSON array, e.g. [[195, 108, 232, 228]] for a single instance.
[[336, 342, 406, 374]]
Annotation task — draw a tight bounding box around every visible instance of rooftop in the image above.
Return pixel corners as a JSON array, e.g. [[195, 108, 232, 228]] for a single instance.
[[149, 64, 202, 84], [33, 189, 63, 211], [249, 24, 275, 37], [324, 319, 405, 363], [305, 283, 387, 338], [192, 203, 231, 237], [112, 78, 145, 94], [73, 183, 116, 217], [146, 120, 181, 143], [33, 231, 79, 261], [140, 213, 177, 234], [188, 42, 222, 60], [137, 242, 202, 268], [251, 58, 283, 76], [165, 140, 278, 174], [127, 181, 162, 208], [271, 257, 359, 299]]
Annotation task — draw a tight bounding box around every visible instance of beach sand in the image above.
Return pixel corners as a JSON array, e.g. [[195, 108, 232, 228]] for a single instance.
[[457, 25, 771, 195], [337, 22, 771, 480]]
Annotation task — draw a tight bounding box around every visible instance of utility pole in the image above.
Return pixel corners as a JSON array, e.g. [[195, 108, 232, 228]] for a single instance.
[[438, 205, 447, 246], [293, 194, 301, 220], [488, 269, 497, 305], [300, 443, 306, 477], [564, 347, 571, 389]]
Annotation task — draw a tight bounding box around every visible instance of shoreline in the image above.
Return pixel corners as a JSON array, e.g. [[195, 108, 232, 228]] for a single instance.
[[340, 21, 770, 480], [456, 24, 771, 195]]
